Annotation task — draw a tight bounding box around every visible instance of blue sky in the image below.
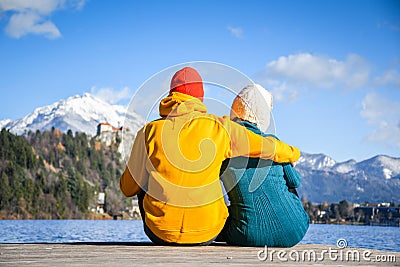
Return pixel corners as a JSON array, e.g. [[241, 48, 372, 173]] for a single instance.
[[0, 0, 399, 162]]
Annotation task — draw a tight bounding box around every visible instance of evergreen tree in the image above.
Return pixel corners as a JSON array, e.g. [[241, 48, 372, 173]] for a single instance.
[[32, 180, 42, 217], [0, 128, 125, 219], [0, 172, 12, 211], [36, 171, 47, 194], [23, 178, 35, 212], [55, 174, 68, 218]]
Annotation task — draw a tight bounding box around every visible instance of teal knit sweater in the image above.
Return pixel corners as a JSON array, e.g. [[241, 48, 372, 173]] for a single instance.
[[219, 120, 309, 247]]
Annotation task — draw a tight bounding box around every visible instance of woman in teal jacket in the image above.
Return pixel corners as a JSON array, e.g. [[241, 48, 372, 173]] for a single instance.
[[219, 84, 309, 247]]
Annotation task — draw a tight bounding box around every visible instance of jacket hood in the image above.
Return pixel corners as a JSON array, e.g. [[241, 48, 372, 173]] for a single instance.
[[159, 92, 207, 117]]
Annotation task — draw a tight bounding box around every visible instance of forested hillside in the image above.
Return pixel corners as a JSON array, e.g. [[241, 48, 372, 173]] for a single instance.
[[0, 128, 125, 219]]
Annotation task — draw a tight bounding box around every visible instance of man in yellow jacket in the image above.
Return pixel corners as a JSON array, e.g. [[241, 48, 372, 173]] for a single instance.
[[120, 67, 300, 245]]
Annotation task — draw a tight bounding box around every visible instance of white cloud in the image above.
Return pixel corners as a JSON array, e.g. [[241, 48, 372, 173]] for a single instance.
[[70, 0, 87, 10], [0, 0, 86, 39], [269, 82, 298, 103], [264, 53, 370, 89], [255, 53, 371, 103], [0, 0, 64, 14], [227, 25, 243, 38], [90, 86, 132, 105], [5, 11, 61, 39], [375, 69, 400, 87], [377, 20, 400, 32], [360, 92, 400, 148]]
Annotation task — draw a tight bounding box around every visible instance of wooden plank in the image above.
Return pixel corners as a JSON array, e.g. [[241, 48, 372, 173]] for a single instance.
[[0, 243, 398, 266]]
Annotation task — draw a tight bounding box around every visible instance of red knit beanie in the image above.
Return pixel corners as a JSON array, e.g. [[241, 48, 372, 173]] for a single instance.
[[170, 67, 204, 101]]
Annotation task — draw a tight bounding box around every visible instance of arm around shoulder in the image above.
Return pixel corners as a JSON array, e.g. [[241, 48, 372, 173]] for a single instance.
[[226, 118, 274, 159], [224, 117, 300, 163], [272, 139, 301, 163]]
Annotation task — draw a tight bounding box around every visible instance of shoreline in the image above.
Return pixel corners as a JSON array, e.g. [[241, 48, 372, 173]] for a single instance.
[[1, 217, 399, 227]]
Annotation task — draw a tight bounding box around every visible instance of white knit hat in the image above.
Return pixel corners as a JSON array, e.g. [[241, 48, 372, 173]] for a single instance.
[[230, 84, 273, 132]]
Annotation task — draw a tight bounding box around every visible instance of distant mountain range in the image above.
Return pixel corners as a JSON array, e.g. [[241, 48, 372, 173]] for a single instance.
[[1, 93, 399, 204], [296, 153, 400, 203], [0, 93, 144, 136]]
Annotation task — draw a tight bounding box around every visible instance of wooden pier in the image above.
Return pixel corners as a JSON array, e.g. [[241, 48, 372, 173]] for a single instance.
[[1, 242, 399, 266]]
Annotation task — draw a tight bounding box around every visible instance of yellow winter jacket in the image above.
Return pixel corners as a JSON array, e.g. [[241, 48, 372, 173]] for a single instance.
[[120, 92, 300, 244]]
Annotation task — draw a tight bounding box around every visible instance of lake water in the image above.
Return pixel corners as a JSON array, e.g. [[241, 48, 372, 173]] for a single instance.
[[0, 220, 399, 252]]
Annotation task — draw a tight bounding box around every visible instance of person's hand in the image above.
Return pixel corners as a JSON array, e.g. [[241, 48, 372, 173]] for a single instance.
[[291, 146, 301, 163]]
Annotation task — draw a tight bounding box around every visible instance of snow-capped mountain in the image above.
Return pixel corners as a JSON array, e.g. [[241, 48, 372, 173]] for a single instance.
[[1, 93, 399, 203], [0, 93, 145, 136], [355, 155, 400, 180], [297, 152, 336, 170], [297, 153, 400, 179], [297, 153, 400, 203], [332, 159, 357, 174], [0, 119, 11, 131]]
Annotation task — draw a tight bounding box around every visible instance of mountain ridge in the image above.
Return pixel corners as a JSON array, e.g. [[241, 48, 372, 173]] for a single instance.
[[296, 153, 400, 203], [1, 93, 399, 203], [0, 93, 144, 137]]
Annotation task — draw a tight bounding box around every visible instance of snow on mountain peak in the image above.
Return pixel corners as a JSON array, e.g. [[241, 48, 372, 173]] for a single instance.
[[332, 159, 357, 174], [0, 119, 11, 130], [1, 93, 144, 136], [297, 152, 400, 182], [297, 152, 336, 170], [355, 155, 400, 179]]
